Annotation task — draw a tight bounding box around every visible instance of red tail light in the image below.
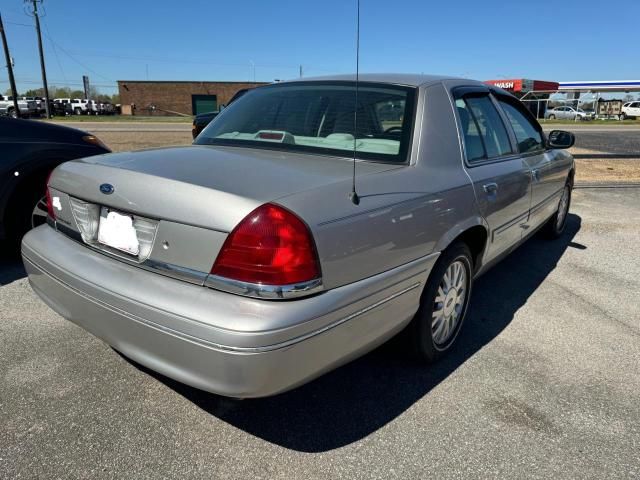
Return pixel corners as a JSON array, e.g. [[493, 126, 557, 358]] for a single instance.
[[45, 171, 55, 220], [211, 203, 320, 285]]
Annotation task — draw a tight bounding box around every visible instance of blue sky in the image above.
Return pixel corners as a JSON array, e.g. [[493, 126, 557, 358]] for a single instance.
[[1, 0, 638, 96]]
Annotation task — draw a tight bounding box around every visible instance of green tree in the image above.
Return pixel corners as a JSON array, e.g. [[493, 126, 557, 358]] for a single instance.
[[23, 88, 45, 97]]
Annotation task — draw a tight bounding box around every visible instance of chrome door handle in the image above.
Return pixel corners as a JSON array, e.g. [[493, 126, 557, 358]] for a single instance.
[[483, 182, 498, 194], [532, 169, 540, 181]]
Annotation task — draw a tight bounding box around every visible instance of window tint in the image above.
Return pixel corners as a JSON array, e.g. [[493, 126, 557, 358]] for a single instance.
[[196, 83, 415, 163], [498, 100, 545, 153], [455, 96, 512, 162]]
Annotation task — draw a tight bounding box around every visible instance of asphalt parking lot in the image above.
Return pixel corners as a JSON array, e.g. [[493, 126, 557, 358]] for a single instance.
[[1, 186, 639, 479]]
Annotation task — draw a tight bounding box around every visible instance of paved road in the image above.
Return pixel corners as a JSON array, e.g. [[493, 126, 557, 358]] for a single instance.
[[1, 188, 639, 479]]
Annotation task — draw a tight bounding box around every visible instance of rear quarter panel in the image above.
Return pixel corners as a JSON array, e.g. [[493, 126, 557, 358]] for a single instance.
[[278, 82, 485, 290]]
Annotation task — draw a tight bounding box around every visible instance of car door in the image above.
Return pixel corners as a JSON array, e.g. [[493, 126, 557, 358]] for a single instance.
[[631, 102, 640, 117], [453, 87, 532, 262], [495, 95, 566, 230]]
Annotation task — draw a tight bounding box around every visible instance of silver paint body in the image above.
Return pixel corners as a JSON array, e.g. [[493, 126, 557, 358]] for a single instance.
[[22, 74, 574, 397]]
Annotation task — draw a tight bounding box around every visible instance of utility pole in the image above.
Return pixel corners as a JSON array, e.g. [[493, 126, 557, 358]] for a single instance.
[[28, 0, 50, 117], [0, 13, 20, 117]]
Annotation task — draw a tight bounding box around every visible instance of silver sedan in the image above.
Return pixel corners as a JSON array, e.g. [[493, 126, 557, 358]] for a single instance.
[[22, 74, 575, 398]]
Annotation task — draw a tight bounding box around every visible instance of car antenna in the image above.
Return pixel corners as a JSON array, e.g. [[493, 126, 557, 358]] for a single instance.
[[349, 0, 361, 206]]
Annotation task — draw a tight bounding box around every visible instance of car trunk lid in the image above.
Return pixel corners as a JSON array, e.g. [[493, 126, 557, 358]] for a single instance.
[[48, 145, 402, 281]]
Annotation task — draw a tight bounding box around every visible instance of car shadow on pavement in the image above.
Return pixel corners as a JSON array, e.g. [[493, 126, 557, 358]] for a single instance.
[[0, 253, 27, 286], [128, 213, 582, 453]]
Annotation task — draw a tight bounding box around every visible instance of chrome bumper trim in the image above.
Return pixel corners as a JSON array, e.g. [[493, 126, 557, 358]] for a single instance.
[[204, 274, 324, 300]]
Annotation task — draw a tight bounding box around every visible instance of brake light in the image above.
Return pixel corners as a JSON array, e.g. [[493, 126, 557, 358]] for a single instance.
[[211, 203, 320, 285], [45, 171, 55, 220]]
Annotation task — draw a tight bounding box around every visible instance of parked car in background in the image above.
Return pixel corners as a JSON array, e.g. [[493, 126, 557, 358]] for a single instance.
[[21, 96, 45, 115], [51, 99, 73, 116], [192, 111, 219, 139], [102, 102, 116, 115], [620, 101, 640, 119], [0, 117, 110, 249], [22, 74, 575, 398], [545, 106, 592, 121], [70, 98, 89, 115], [192, 88, 249, 138], [0, 95, 37, 118], [86, 100, 103, 115]]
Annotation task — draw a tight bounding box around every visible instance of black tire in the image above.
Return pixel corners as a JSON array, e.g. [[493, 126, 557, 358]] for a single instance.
[[8, 108, 17, 119], [620, 113, 627, 121], [74, 108, 82, 115], [543, 182, 572, 239], [5, 176, 49, 251], [408, 242, 473, 363], [548, 114, 555, 120]]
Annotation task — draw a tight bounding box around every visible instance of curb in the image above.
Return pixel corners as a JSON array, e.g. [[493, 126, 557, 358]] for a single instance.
[[573, 154, 640, 159], [574, 183, 640, 189]]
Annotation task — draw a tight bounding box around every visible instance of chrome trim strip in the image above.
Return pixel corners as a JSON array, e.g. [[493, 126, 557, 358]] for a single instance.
[[142, 259, 209, 285], [53, 225, 207, 286], [530, 186, 564, 215], [204, 275, 324, 300]]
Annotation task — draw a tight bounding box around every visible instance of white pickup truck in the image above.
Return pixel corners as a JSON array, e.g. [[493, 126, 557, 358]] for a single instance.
[[0, 95, 37, 118]]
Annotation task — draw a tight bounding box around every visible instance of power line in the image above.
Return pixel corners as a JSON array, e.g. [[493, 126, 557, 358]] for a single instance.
[[41, 16, 66, 84], [4, 20, 31, 27], [40, 30, 113, 82]]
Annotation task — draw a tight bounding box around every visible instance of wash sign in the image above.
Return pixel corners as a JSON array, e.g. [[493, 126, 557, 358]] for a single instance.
[[484, 79, 559, 93]]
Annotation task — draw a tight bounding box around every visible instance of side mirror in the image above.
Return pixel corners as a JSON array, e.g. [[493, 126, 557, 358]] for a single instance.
[[547, 130, 575, 149]]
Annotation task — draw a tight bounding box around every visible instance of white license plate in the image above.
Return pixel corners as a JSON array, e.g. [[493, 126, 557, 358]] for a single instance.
[[97, 208, 140, 256]]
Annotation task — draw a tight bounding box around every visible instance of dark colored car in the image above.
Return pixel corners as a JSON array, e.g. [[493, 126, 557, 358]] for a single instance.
[[191, 111, 219, 139], [50, 100, 72, 117], [191, 88, 250, 139], [0, 117, 110, 248]]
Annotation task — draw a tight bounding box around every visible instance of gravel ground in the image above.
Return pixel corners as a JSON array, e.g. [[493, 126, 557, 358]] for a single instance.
[[1, 187, 639, 479]]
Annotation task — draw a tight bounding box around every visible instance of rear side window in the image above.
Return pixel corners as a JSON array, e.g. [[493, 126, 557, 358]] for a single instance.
[[498, 100, 545, 153], [455, 96, 512, 163]]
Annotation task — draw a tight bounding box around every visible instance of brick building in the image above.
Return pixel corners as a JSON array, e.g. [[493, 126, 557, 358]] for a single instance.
[[117, 80, 268, 116]]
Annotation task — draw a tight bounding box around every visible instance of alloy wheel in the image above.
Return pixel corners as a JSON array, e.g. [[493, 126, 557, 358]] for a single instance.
[[431, 260, 468, 346], [31, 195, 48, 229]]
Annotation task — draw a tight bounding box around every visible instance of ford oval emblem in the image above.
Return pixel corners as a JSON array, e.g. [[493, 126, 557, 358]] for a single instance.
[[100, 183, 114, 195]]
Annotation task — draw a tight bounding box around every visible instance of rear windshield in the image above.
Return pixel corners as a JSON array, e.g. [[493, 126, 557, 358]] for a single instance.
[[195, 81, 416, 163]]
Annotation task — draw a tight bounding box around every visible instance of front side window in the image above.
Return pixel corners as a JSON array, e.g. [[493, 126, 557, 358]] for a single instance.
[[498, 100, 545, 153], [195, 82, 416, 163], [455, 95, 512, 162]]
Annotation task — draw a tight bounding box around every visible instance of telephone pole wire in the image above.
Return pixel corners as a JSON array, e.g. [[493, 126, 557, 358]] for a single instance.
[[28, 0, 51, 117], [0, 12, 21, 117]]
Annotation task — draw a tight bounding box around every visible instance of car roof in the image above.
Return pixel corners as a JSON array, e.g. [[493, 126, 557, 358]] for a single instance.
[[281, 73, 465, 87], [0, 117, 89, 142]]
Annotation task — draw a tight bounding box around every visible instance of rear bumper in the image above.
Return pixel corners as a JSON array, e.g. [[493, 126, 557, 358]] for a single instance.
[[22, 226, 436, 398]]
